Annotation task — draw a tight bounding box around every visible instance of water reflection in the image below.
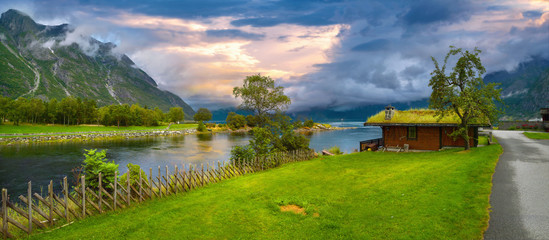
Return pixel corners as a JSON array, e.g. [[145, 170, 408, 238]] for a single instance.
[[0, 123, 381, 198]]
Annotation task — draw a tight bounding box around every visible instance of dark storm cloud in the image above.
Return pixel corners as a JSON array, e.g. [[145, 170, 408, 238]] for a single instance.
[[205, 29, 264, 40], [399, 0, 474, 26], [351, 39, 390, 52]]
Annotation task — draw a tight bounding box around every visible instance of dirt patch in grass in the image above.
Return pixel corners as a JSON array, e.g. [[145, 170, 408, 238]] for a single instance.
[[280, 204, 306, 215]]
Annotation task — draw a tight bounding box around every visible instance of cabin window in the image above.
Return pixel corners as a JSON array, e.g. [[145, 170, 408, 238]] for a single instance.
[[408, 126, 417, 140]]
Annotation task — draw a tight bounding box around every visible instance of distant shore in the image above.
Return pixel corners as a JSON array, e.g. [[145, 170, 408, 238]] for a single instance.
[[0, 123, 355, 145]]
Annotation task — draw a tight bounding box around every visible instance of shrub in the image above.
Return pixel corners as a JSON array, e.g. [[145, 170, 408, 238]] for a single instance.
[[327, 146, 344, 155], [230, 145, 255, 164], [280, 130, 310, 151], [205, 123, 216, 128], [82, 149, 118, 190], [226, 112, 246, 129], [119, 163, 147, 193], [197, 121, 207, 132], [304, 119, 314, 128]]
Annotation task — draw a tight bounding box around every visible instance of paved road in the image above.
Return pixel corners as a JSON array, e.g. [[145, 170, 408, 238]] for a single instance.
[[485, 131, 549, 240]]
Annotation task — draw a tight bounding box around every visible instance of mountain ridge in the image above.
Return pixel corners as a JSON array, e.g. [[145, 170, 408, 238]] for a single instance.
[[0, 9, 195, 118]]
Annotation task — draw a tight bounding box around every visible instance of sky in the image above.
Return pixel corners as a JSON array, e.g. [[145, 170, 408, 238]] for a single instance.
[[1, 0, 548, 112]]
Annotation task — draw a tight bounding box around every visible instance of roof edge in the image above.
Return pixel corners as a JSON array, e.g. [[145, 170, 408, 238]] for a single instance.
[[364, 122, 491, 127]]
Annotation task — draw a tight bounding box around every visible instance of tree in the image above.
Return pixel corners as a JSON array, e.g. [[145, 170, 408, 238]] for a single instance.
[[233, 74, 291, 126], [226, 112, 246, 129], [82, 149, 119, 190], [0, 96, 12, 124], [168, 107, 185, 123], [193, 108, 212, 122], [429, 46, 502, 150]]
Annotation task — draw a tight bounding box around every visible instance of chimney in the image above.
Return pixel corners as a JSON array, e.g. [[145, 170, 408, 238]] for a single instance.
[[385, 105, 395, 120]]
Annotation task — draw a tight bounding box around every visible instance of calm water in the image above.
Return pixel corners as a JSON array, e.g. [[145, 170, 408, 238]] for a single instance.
[[0, 122, 381, 197]]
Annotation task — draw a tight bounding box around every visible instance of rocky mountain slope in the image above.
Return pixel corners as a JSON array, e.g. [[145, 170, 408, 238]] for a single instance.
[[484, 56, 549, 120], [0, 9, 195, 118]]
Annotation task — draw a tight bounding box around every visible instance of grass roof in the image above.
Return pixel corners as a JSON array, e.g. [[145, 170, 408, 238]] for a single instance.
[[365, 109, 489, 125]]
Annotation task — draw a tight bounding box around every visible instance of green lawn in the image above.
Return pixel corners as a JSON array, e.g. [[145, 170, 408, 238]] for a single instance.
[[523, 132, 549, 139], [30, 144, 502, 239], [0, 123, 197, 135]]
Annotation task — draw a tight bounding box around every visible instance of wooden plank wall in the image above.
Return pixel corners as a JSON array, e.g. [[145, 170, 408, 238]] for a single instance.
[[0, 149, 315, 239]]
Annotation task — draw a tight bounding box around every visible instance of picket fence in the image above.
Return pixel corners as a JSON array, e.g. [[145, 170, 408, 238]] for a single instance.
[[1, 149, 315, 239]]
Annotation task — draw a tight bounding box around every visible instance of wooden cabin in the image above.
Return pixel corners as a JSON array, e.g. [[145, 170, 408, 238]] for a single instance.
[[362, 106, 490, 151]]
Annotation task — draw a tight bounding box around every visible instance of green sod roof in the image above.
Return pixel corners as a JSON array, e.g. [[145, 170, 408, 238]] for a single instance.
[[364, 109, 490, 126]]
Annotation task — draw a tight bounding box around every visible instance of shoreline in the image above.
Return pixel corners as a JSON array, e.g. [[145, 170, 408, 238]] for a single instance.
[[0, 126, 357, 146]]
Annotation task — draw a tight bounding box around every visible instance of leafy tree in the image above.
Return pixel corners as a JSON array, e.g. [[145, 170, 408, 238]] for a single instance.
[[429, 46, 502, 150], [0, 96, 13, 124], [168, 107, 185, 123], [82, 149, 119, 190], [46, 98, 59, 124], [193, 108, 212, 122], [245, 115, 258, 127], [233, 74, 291, 126], [110, 104, 131, 128], [226, 112, 246, 129]]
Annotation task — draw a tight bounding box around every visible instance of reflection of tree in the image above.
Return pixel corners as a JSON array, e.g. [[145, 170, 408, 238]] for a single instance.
[[196, 133, 213, 142], [170, 135, 185, 144]]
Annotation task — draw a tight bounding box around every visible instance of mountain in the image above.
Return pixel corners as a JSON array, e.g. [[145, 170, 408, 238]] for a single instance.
[[484, 56, 549, 120], [0, 9, 195, 118]]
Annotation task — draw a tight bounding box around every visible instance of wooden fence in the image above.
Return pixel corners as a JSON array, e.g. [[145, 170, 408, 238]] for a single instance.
[[1, 149, 315, 239]]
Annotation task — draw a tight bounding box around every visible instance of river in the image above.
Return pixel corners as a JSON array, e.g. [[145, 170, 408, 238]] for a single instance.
[[0, 122, 381, 197]]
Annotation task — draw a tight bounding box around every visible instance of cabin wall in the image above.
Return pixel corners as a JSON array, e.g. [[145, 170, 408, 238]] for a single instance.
[[382, 126, 476, 150], [441, 127, 475, 148], [383, 126, 440, 150]]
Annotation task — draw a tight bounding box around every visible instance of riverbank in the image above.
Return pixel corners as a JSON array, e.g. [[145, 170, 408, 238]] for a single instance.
[[0, 129, 198, 145], [0, 123, 355, 145]]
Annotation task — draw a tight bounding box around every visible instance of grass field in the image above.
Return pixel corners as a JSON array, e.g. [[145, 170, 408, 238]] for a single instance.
[[0, 123, 198, 135], [30, 144, 502, 240], [523, 132, 549, 139]]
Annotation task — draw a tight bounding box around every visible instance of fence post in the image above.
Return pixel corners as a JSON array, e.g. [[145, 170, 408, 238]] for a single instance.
[[158, 166, 162, 198], [149, 168, 153, 198], [201, 164, 204, 186], [174, 165, 179, 194], [81, 176, 86, 217], [114, 171, 118, 211], [63, 177, 68, 221], [2, 188, 7, 239], [139, 169, 143, 202], [28, 181, 32, 234], [48, 180, 53, 226], [127, 170, 131, 206], [165, 166, 170, 194], [98, 172, 103, 214]]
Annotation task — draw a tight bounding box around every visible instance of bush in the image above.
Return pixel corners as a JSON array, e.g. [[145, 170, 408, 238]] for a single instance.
[[205, 123, 216, 128], [230, 145, 255, 164], [304, 119, 315, 128], [82, 149, 118, 190], [197, 121, 207, 132], [226, 112, 246, 129], [327, 146, 344, 155], [119, 163, 147, 193], [280, 130, 310, 151]]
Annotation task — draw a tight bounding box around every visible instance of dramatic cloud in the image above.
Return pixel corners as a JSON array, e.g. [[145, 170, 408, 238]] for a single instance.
[[1, 0, 547, 111]]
